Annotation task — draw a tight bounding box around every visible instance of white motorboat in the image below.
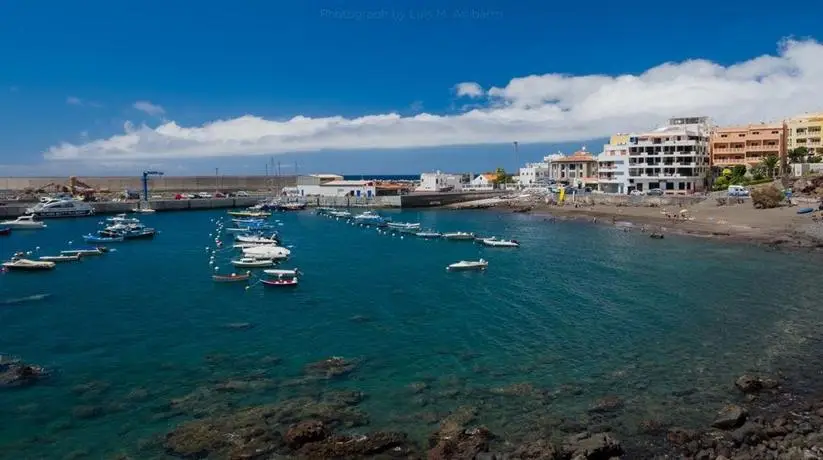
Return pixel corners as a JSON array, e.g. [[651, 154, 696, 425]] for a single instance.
[[353, 211, 385, 225], [480, 238, 520, 248], [26, 198, 94, 218], [242, 245, 291, 260], [39, 254, 81, 262], [132, 207, 156, 214], [446, 259, 488, 271], [235, 234, 279, 244], [328, 211, 352, 218], [232, 242, 276, 249], [0, 215, 47, 229], [387, 222, 421, 230], [2, 257, 56, 271], [263, 268, 300, 276], [231, 258, 274, 268], [106, 214, 141, 224], [415, 231, 442, 239], [61, 248, 106, 256], [443, 232, 475, 241]]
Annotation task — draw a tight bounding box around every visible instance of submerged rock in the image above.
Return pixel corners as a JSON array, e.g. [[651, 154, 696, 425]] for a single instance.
[[734, 374, 780, 394], [428, 426, 493, 459], [284, 420, 329, 448], [0, 357, 47, 388], [303, 356, 359, 379], [298, 431, 413, 457], [588, 395, 624, 414], [562, 432, 623, 459], [712, 404, 747, 430]]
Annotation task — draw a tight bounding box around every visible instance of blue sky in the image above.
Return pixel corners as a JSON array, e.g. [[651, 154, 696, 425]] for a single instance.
[[1, 0, 822, 176]]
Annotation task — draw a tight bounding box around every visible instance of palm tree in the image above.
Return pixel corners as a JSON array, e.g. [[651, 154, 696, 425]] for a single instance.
[[761, 154, 779, 178]]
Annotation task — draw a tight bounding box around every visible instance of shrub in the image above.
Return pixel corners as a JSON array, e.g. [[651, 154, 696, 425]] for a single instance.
[[751, 186, 783, 209]]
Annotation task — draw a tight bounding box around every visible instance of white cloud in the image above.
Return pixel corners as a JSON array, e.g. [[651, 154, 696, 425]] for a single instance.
[[66, 96, 83, 105], [454, 82, 485, 98], [67, 96, 102, 107], [133, 100, 165, 116], [46, 39, 823, 161]]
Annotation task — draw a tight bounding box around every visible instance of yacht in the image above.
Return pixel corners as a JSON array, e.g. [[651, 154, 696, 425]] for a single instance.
[[0, 215, 47, 229], [26, 198, 94, 218]]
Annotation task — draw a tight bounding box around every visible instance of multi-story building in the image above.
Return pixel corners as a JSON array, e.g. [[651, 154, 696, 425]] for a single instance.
[[710, 122, 786, 167], [597, 134, 630, 194], [416, 171, 463, 192], [627, 117, 711, 194], [518, 162, 550, 187], [549, 148, 598, 188], [787, 112, 823, 157]]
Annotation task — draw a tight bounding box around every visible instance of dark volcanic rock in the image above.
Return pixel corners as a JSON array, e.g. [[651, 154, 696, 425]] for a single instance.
[[303, 356, 359, 379], [299, 431, 413, 457], [512, 439, 558, 459], [428, 426, 493, 459], [735, 375, 763, 393], [712, 405, 747, 430], [0, 358, 47, 388], [588, 395, 624, 413], [667, 427, 698, 446], [284, 420, 329, 448], [562, 432, 623, 459]]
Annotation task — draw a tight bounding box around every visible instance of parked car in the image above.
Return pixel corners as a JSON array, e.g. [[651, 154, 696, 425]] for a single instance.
[[214, 192, 226, 198], [727, 185, 750, 197], [197, 192, 212, 199], [646, 188, 664, 196], [236, 191, 250, 197]]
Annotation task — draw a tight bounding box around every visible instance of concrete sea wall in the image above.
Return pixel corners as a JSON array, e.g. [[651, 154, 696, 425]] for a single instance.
[[400, 191, 506, 208], [0, 198, 262, 218], [0, 176, 297, 193]]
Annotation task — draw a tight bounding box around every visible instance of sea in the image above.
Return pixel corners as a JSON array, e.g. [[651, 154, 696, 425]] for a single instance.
[[0, 209, 821, 458]]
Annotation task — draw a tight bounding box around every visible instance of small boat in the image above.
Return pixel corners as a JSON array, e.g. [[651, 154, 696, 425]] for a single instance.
[[353, 211, 386, 225], [447, 259, 488, 271], [106, 214, 141, 224], [480, 238, 520, 247], [328, 211, 352, 218], [0, 215, 46, 229], [232, 242, 277, 249], [39, 254, 81, 262], [235, 234, 279, 244], [2, 257, 56, 271], [242, 245, 291, 259], [231, 218, 267, 224], [0, 227, 10, 236], [83, 233, 124, 243], [650, 233, 664, 239], [61, 248, 106, 256], [227, 210, 271, 218], [442, 232, 475, 241], [263, 268, 300, 276], [261, 278, 298, 287], [387, 222, 421, 230], [225, 225, 275, 233], [230, 258, 274, 268], [797, 207, 814, 215], [415, 231, 442, 239], [212, 272, 251, 282]]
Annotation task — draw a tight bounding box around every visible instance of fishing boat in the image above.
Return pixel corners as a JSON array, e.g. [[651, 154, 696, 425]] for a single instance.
[[106, 214, 141, 224], [263, 268, 300, 277], [235, 234, 279, 244], [230, 258, 274, 268], [415, 231, 442, 239], [212, 272, 251, 282], [227, 210, 271, 218], [442, 232, 475, 241], [0, 227, 10, 236], [353, 211, 386, 225], [480, 238, 520, 247], [39, 254, 81, 262], [446, 259, 488, 271], [231, 218, 267, 224], [61, 248, 105, 256], [387, 222, 421, 230], [0, 215, 47, 229], [83, 233, 124, 243], [328, 211, 352, 218], [242, 245, 291, 260], [2, 255, 56, 271], [261, 277, 298, 287]]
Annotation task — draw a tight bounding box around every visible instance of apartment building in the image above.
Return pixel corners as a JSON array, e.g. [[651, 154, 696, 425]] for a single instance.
[[627, 117, 711, 194], [549, 148, 598, 188], [710, 122, 787, 167], [597, 134, 630, 194], [518, 162, 550, 187], [787, 112, 823, 156]]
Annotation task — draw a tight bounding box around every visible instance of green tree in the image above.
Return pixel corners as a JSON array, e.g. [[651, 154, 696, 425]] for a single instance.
[[749, 165, 766, 181], [788, 146, 808, 163], [494, 167, 507, 184], [761, 154, 779, 178], [730, 164, 747, 184]]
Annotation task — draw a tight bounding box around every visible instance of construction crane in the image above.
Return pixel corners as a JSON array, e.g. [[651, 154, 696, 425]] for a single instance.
[[142, 171, 164, 201]]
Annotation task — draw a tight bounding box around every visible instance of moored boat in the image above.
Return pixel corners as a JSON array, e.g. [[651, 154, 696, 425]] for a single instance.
[[353, 211, 386, 226], [415, 231, 442, 239], [26, 198, 95, 218], [106, 214, 141, 224], [230, 258, 274, 268], [0, 227, 10, 236], [2, 256, 56, 271], [39, 254, 81, 262], [261, 278, 298, 287], [235, 234, 279, 244], [387, 222, 421, 230], [443, 231, 474, 241], [83, 233, 124, 243], [0, 215, 47, 229], [242, 245, 290, 260], [480, 238, 520, 247], [61, 247, 106, 256], [212, 272, 251, 282], [227, 210, 271, 218], [446, 259, 488, 271], [263, 268, 300, 277]]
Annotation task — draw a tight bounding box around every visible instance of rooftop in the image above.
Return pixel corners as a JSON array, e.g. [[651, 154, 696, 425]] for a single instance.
[[552, 151, 596, 163], [321, 180, 374, 186]]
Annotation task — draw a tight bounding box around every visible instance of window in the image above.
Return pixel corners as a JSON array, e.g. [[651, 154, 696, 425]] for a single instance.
[[720, 134, 728, 138], [771, 131, 779, 134], [752, 131, 760, 135], [738, 134, 745, 137]]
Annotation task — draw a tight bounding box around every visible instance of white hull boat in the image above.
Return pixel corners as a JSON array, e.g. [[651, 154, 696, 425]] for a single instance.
[[415, 231, 442, 239], [132, 208, 156, 214], [480, 238, 520, 247], [2, 258, 56, 271], [443, 232, 474, 240], [106, 214, 141, 224], [446, 259, 488, 271], [232, 242, 276, 249], [61, 248, 105, 256], [242, 245, 291, 259], [263, 268, 300, 276], [39, 255, 81, 262], [231, 258, 274, 268], [235, 234, 279, 244], [0, 215, 47, 229], [328, 211, 352, 218], [387, 222, 421, 230], [26, 198, 94, 218]]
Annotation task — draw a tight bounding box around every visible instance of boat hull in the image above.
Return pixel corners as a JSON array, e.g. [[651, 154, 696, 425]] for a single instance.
[[29, 209, 95, 218], [261, 279, 298, 287], [212, 274, 251, 282], [0, 227, 9, 235], [39, 255, 81, 262]]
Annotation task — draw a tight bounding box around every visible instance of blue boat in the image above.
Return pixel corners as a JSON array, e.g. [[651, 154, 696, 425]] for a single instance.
[[83, 233, 124, 243]]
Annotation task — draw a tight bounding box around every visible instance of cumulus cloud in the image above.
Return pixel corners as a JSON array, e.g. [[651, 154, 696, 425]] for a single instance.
[[454, 82, 485, 98], [133, 100, 165, 116], [46, 39, 823, 161]]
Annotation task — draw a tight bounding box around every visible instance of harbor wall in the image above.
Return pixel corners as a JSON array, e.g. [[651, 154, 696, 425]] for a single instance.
[[0, 176, 296, 193], [0, 198, 262, 218], [400, 191, 506, 208]]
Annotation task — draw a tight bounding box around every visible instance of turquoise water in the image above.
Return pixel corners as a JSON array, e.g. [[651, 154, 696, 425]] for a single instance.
[[0, 209, 821, 458]]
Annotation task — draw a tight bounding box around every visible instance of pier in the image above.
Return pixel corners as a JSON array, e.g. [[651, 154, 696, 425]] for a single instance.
[[0, 197, 262, 218]]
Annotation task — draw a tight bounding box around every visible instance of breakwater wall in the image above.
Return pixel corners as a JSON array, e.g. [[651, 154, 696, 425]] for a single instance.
[[0, 198, 261, 218], [0, 176, 296, 193], [400, 191, 506, 208]]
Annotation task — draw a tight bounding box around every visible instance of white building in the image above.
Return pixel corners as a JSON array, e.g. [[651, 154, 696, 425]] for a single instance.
[[518, 162, 550, 188], [627, 117, 711, 194], [542, 153, 566, 182], [549, 149, 599, 188], [416, 171, 463, 192], [296, 176, 377, 198], [465, 173, 495, 191], [597, 135, 631, 194]]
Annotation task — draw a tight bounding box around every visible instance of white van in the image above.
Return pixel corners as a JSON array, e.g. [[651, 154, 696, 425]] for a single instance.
[[728, 185, 749, 197]]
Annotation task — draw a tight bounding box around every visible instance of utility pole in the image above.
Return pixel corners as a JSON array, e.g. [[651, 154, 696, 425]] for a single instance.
[[513, 141, 519, 190], [215, 167, 219, 190]]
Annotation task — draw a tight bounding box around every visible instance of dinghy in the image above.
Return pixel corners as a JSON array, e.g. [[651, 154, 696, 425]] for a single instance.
[[443, 232, 474, 241], [0, 227, 10, 236], [261, 278, 298, 287], [446, 259, 488, 271], [387, 222, 421, 230], [212, 272, 251, 282]]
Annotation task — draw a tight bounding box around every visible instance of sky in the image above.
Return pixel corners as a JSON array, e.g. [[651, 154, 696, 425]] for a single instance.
[[1, 0, 822, 177]]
